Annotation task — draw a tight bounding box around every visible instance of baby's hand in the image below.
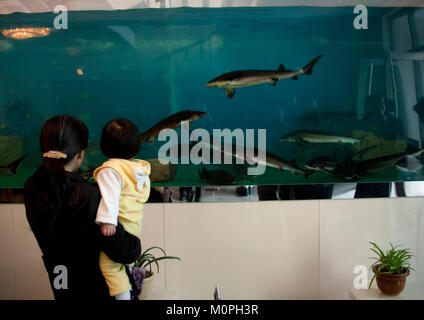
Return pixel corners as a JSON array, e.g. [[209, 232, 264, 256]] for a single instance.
[[101, 224, 116, 237]]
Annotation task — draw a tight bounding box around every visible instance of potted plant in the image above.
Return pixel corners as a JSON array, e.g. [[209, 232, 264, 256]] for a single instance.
[[132, 246, 181, 300], [368, 242, 414, 295]]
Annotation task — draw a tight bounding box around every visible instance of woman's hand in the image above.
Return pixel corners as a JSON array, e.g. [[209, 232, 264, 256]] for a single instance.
[[101, 223, 116, 237]]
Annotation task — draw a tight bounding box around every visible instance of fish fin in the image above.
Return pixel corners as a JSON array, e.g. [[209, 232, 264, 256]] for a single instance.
[[277, 64, 287, 72], [270, 78, 278, 86], [291, 75, 298, 80], [302, 54, 323, 75], [225, 88, 236, 99], [7, 154, 27, 175]]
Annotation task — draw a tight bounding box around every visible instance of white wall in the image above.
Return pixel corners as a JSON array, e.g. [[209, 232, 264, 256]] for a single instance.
[[0, 199, 423, 300]]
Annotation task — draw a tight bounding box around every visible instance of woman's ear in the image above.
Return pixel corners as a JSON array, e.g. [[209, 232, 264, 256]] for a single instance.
[[77, 149, 86, 160]]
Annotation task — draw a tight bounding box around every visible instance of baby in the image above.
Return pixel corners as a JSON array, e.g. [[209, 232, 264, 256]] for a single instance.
[[94, 118, 150, 300]]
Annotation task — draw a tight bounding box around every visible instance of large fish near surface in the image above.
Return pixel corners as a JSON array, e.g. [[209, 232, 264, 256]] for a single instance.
[[280, 130, 365, 145], [205, 55, 323, 98], [0, 155, 27, 175], [140, 110, 208, 144]]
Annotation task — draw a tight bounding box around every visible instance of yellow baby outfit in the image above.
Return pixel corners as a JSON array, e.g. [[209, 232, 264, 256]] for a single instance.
[[94, 158, 151, 296]]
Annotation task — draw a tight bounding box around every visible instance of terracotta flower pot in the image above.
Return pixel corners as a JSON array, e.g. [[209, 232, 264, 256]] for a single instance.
[[372, 264, 410, 296]]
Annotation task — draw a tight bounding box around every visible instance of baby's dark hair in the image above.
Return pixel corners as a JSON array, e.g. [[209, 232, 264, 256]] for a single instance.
[[100, 118, 141, 159]]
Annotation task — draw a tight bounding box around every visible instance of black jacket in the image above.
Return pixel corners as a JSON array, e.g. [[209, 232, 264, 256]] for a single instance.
[[24, 170, 141, 300]]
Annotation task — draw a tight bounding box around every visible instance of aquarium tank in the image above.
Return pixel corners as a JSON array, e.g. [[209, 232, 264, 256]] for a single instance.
[[0, 5, 424, 188]]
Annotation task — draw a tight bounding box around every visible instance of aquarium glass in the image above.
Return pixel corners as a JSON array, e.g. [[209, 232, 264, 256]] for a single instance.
[[0, 7, 424, 187]]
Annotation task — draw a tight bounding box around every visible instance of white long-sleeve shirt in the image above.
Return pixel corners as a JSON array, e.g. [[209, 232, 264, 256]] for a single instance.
[[95, 167, 122, 226]]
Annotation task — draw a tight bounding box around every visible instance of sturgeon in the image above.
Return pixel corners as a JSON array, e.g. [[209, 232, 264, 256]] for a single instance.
[[140, 110, 208, 144], [205, 55, 323, 98], [280, 130, 364, 145], [197, 141, 310, 178]]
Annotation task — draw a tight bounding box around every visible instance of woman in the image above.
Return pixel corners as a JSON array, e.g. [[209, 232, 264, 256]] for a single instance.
[[24, 115, 141, 300]]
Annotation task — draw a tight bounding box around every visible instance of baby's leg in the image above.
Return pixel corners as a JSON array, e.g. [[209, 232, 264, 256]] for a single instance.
[[99, 251, 132, 299], [114, 291, 131, 300]]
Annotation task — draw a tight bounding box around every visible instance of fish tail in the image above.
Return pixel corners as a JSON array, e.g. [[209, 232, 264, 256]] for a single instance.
[[302, 54, 323, 75], [7, 154, 27, 174]]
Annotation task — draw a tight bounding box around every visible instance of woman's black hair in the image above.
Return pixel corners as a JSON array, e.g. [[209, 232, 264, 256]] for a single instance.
[[34, 115, 88, 229], [100, 118, 140, 159]]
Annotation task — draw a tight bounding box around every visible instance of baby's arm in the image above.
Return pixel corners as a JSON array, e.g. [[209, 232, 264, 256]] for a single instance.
[[96, 168, 122, 237]]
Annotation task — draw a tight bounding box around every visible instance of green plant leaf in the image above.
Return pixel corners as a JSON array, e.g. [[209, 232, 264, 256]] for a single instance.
[[143, 246, 167, 256], [368, 242, 414, 276], [134, 246, 181, 274]]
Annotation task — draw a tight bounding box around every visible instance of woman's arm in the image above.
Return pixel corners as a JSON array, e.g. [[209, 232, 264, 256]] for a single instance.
[[100, 224, 142, 264], [86, 182, 141, 264]]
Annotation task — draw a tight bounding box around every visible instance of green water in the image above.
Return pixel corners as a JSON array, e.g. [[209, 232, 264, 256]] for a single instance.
[[0, 7, 423, 187]]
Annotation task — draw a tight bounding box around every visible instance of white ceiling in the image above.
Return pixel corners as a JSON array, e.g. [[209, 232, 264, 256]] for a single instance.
[[0, 0, 423, 14]]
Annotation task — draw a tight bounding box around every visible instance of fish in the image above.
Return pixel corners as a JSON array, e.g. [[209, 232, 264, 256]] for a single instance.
[[262, 152, 309, 177], [305, 146, 379, 176], [305, 156, 338, 175], [280, 130, 364, 145], [199, 166, 237, 185], [332, 147, 424, 179], [198, 141, 310, 178], [356, 148, 424, 175], [205, 55, 323, 99], [0, 155, 27, 175], [140, 110, 208, 144]]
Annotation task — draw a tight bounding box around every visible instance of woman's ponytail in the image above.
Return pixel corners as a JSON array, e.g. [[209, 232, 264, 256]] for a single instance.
[[34, 115, 88, 218]]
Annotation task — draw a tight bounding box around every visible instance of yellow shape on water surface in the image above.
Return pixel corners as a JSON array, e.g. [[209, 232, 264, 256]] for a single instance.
[[351, 130, 407, 160]]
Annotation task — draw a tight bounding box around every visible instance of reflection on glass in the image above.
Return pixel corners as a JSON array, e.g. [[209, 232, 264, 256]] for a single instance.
[[413, 8, 424, 47], [1, 27, 52, 39]]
